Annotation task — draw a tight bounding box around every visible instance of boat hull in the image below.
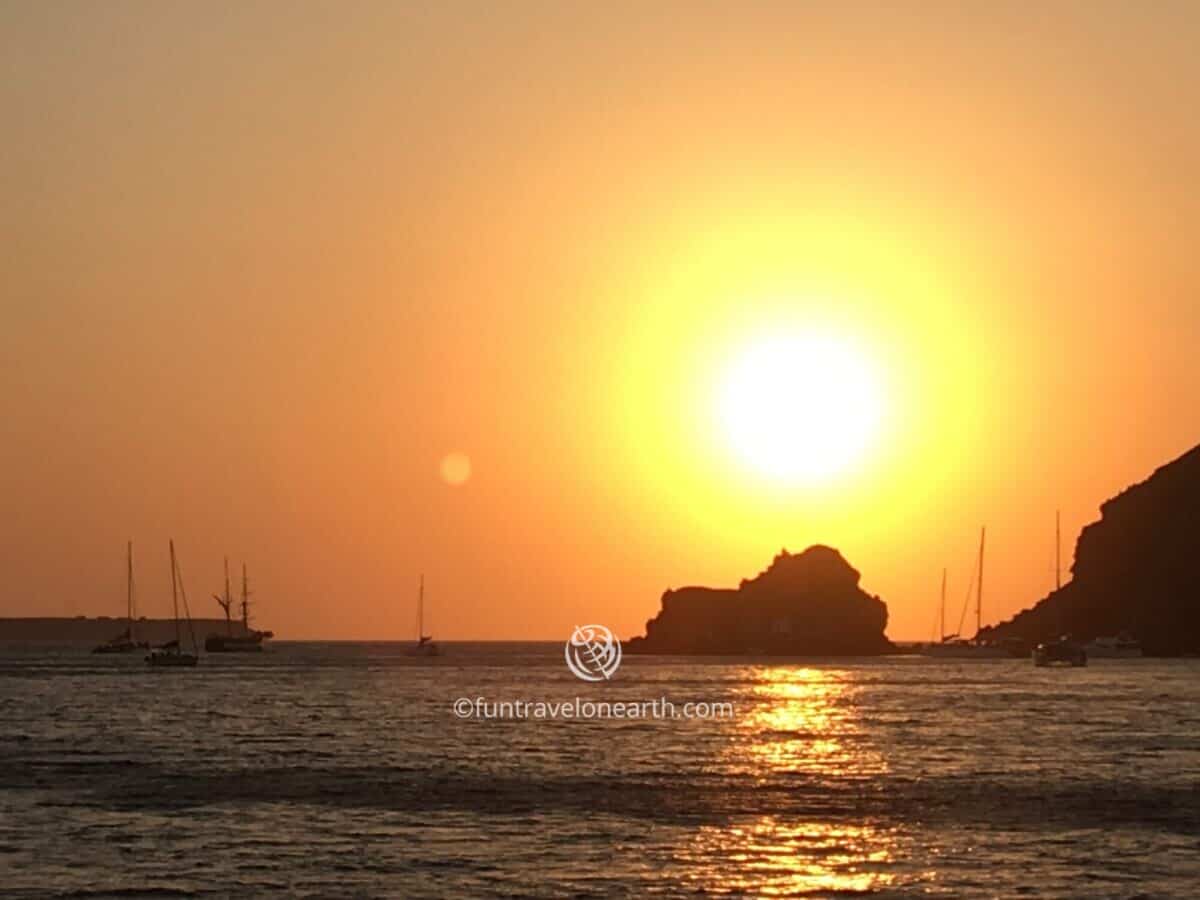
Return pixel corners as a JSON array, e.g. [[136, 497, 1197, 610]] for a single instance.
[[205, 634, 266, 652], [1033, 643, 1087, 667]]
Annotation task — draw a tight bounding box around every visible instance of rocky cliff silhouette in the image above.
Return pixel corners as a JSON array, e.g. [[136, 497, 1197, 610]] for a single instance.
[[984, 443, 1200, 655], [627, 545, 893, 655]]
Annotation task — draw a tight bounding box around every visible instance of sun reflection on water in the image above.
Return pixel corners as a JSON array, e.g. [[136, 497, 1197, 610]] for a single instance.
[[678, 817, 900, 896], [728, 666, 888, 778], [682, 667, 900, 894]]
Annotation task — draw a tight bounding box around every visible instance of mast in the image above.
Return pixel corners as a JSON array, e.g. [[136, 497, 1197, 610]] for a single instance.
[[940, 567, 947, 642], [241, 563, 249, 632], [174, 545, 199, 653], [170, 539, 180, 646], [213, 557, 234, 633], [418, 574, 424, 640], [976, 527, 986, 639], [127, 540, 134, 639], [1055, 510, 1062, 591]]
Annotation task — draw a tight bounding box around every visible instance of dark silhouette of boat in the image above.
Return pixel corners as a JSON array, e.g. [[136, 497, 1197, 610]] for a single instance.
[[93, 541, 150, 654], [925, 528, 1009, 658], [407, 575, 439, 656], [205, 560, 273, 652], [1033, 636, 1087, 667], [1031, 515, 1087, 667], [146, 540, 199, 668]]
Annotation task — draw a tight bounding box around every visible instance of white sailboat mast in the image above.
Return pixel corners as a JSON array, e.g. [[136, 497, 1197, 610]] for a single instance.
[[241, 563, 250, 631]]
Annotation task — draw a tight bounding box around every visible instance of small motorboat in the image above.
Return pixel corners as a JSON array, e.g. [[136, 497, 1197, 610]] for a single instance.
[[1033, 636, 1087, 667]]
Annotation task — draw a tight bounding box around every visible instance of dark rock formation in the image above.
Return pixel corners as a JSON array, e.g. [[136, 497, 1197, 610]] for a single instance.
[[626, 545, 893, 655], [984, 443, 1200, 655]]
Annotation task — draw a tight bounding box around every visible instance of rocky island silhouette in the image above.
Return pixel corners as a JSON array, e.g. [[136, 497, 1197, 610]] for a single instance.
[[627, 545, 893, 655], [985, 442, 1200, 656]]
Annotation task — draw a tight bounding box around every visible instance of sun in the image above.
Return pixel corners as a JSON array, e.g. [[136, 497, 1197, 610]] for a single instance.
[[716, 331, 884, 485]]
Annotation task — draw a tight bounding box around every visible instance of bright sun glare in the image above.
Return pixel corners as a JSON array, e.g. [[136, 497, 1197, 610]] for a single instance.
[[717, 332, 883, 485]]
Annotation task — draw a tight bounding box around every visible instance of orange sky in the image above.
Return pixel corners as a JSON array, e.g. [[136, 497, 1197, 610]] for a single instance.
[[3, 3, 1199, 640]]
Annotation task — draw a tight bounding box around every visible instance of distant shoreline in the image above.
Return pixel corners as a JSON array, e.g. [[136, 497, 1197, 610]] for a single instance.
[[0, 617, 255, 645], [0, 620, 954, 648]]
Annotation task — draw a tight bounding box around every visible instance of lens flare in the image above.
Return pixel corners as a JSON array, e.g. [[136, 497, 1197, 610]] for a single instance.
[[440, 452, 472, 486]]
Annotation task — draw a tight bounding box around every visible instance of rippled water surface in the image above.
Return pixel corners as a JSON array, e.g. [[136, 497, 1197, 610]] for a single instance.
[[1, 643, 1198, 897]]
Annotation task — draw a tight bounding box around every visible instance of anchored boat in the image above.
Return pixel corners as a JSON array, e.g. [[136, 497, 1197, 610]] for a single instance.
[[407, 574, 440, 657], [926, 528, 1009, 658], [205, 560, 273, 652], [146, 540, 199, 668], [93, 541, 149, 654], [1033, 636, 1087, 667]]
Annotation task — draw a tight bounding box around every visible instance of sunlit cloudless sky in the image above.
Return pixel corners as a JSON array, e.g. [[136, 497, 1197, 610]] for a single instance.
[[3, 2, 1199, 639]]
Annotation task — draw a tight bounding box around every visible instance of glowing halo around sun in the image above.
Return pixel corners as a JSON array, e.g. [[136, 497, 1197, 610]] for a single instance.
[[716, 332, 884, 486], [439, 452, 472, 486]]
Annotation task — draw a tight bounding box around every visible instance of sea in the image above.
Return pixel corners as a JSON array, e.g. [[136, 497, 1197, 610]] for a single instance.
[[1, 643, 1198, 898]]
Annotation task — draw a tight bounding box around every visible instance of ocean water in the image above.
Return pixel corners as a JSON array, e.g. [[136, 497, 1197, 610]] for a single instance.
[[1, 643, 1198, 898]]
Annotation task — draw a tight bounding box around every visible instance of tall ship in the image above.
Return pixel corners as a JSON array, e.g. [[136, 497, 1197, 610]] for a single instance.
[[205, 560, 273, 652], [93, 541, 150, 654]]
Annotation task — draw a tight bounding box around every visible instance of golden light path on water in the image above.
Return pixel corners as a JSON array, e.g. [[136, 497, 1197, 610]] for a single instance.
[[686, 667, 901, 894], [734, 667, 888, 778], [679, 819, 899, 896]]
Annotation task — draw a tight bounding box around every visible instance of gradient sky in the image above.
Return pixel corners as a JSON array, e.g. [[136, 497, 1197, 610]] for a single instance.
[[3, 2, 1199, 639]]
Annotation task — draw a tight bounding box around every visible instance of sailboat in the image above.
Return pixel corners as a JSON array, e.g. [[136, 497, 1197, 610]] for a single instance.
[[407, 574, 440, 656], [205, 560, 273, 652], [925, 567, 950, 646], [926, 528, 1009, 658], [146, 539, 199, 667], [93, 541, 149, 654], [1033, 510, 1088, 666]]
